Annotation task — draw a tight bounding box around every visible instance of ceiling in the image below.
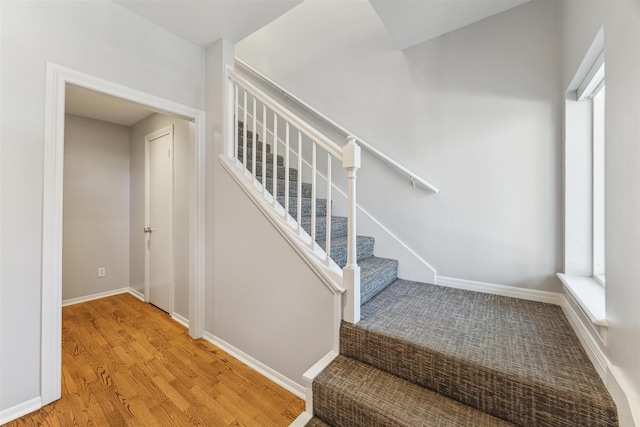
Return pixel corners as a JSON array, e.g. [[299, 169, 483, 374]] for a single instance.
[[113, 0, 303, 48], [66, 0, 531, 125], [369, 0, 532, 50], [65, 84, 156, 127]]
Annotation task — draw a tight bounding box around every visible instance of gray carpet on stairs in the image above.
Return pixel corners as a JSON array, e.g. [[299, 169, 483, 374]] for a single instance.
[[312, 355, 515, 427], [340, 279, 618, 427]]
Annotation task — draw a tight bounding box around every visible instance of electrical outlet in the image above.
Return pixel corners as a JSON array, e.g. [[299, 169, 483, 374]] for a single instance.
[[98, 267, 106, 278]]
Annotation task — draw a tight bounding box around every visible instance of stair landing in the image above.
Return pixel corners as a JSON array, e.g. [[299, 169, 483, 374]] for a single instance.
[[338, 279, 617, 426]]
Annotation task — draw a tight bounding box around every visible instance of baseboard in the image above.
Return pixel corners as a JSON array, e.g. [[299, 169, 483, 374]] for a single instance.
[[202, 331, 305, 399], [290, 411, 313, 427], [171, 312, 189, 329], [0, 396, 42, 425], [128, 287, 145, 301], [62, 287, 132, 307], [302, 350, 339, 415], [436, 276, 562, 305]]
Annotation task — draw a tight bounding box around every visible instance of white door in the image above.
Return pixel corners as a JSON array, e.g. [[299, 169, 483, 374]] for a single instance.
[[145, 126, 173, 313]]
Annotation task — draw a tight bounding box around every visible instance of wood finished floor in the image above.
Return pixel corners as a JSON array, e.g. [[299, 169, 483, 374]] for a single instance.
[[6, 293, 304, 426]]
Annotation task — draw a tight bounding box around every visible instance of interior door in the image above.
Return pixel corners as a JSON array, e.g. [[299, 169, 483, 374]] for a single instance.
[[145, 126, 173, 314]]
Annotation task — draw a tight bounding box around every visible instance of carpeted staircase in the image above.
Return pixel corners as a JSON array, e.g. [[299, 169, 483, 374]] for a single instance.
[[236, 123, 618, 427]]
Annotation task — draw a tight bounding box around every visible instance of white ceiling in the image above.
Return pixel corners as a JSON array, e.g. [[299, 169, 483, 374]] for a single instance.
[[113, 0, 303, 48], [65, 84, 156, 127], [369, 0, 531, 50]]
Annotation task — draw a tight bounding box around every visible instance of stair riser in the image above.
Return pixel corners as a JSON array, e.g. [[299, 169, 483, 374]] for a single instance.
[[241, 163, 298, 181], [237, 149, 283, 167], [340, 324, 617, 427], [278, 197, 328, 218], [236, 137, 270, 153], [264, 179, 313, 198], [359, 259, 398, 305], [301, 217, 348, 240], [319, 237, 375, 268]]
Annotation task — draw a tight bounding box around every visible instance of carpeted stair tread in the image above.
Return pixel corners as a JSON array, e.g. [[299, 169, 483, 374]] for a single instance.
[[264, 179, 313, 198], [236, 137, 269, 153], [278, 196, 328, 218], [316, 235, 375, 268], [341, 279, 618, 427], [300, 215, 348, 240], [304, 417, 331, 427], [237, 148, 282, 166], [240, 163, 298, 181], [313, 355, 515, 427], [359, 256, 398, 305]]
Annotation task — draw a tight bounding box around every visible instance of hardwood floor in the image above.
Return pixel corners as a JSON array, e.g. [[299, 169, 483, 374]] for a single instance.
[[6, 293, 304, 426]]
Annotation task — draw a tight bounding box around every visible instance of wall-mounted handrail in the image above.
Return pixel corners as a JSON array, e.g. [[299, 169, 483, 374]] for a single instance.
[[235, 57, 440, 194]]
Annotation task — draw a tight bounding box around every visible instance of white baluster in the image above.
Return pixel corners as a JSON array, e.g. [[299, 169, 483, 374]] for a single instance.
[[252, 96, 257, 178], [285, 122, 290, 217], [326, 154, 332, 262], [272, 113, 278, 208], [297, 130, 302, 229], [311, 142, 317, 245], [242, 90, 247, 170], [234, 83, 239, 161], [262, 105, 267, 193], [342, 136, 361, 324]]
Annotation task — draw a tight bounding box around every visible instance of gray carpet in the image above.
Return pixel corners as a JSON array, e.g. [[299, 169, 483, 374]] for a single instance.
[[341, 279, 618, 426]]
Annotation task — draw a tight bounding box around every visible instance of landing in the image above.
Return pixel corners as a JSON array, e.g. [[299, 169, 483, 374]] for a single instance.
[[341, 279, 617, 426]]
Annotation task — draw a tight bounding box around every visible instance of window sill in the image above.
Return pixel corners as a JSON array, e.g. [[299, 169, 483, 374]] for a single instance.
[[557, 273, 607, 343]]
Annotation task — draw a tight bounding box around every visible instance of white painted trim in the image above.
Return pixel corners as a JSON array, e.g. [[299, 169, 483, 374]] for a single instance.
[[144, 125, 175, 314], [171, 312, 189, 329], [42, 63, 206, 407], [302, 350, 339, 415], [289, 412, 313, 427], [0, 396, 42, 425], [238, 106, 437, 284], [557, 273, 607, 327], [128, 287, 145, 301], [561, 293, 608, 378], [436, 276, 563, 305], [202, 331, 305, 399], [62, 287, 131, 307]]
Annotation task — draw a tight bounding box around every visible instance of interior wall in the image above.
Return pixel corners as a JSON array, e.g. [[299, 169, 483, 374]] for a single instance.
[[130, 113, 191, 320], [236, 0, 563, 292], [205, 39, 335, 390], [0, 0, 204, 413], [63, 114, 131, 301], [561, 1, 640, 424]]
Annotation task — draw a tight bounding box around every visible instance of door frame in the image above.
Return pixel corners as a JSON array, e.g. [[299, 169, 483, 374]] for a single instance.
[[42, 63, 206, 405], [145, 125, 175, 312]]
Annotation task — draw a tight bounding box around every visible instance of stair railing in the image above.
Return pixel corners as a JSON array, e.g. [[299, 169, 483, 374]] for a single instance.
[[226, 66, 362, 323], [236, 58, 439, 194]]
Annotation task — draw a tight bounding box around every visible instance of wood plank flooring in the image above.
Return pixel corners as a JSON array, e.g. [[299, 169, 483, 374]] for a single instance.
[[6, 293, 304, 426]]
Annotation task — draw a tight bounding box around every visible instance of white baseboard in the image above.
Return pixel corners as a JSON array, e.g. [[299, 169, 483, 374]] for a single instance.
[[202, 331, 305, 399], [128, 288, 145, 301], [62, 287, 132, 307], [436, 276, 562, 305], [289, 411, 313, 427], [171, 312, 189, 329], [0, 396, 42, 425]]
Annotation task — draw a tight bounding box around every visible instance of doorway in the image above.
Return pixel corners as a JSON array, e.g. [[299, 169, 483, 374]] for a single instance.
[[42, 63, 206, 406]]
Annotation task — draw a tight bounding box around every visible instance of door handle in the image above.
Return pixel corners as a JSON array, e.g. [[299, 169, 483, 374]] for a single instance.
[[144, 227, 153, 233]]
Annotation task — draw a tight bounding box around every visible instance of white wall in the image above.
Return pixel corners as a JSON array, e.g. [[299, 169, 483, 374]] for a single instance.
[[236, 0, 563, 292], [63, 114, 130, 300], [130, 113, 191, 319], [561, 1, 640, 424], [0, 0, 204, 413], [205, 39, 335, 390]]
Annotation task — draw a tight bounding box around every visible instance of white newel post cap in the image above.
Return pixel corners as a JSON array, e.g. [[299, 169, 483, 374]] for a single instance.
[[343, 136, 361, 169]]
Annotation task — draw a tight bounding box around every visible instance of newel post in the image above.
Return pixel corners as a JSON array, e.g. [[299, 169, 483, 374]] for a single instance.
[[342, 136, 361, 324]]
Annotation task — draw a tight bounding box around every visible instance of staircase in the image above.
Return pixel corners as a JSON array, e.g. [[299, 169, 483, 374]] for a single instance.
[[235, 123, 618, 427]]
